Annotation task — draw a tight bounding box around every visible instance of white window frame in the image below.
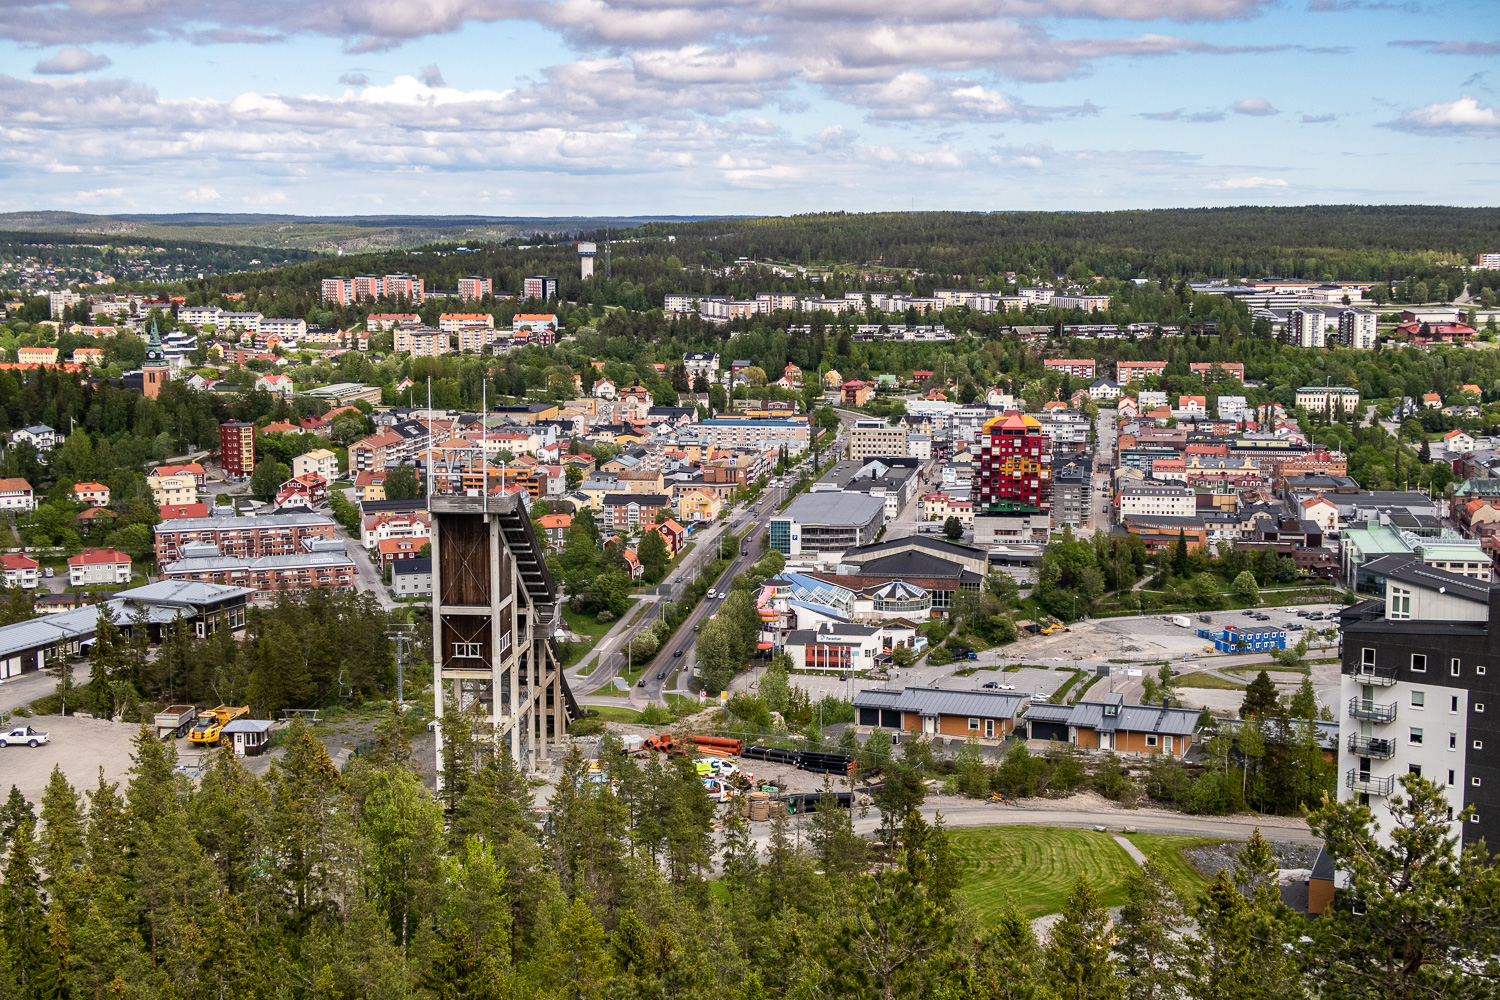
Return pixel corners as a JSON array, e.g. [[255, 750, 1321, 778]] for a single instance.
[[1411, 690, 1425, 708], [1410, 728, 1424, 745], [1476, 740, 1485, 750], [453, 641, 482, 658], [1451, 658, 1461, 677], [1473, 777, 1483, 788], [1411, 653, 1427, 673], [1145, 734, 1159, 748], [1362, 646, 1377, 666], [968, 718, 980, 732]]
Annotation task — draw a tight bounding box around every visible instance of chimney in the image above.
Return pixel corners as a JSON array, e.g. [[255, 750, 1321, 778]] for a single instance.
[[1162, 697, 1170, 708]]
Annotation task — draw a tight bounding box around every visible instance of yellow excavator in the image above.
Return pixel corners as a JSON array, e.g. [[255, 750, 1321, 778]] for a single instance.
[[189, 705, 248, 745]]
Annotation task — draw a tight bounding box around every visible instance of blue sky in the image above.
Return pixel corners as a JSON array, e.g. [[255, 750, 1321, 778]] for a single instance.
[[0, 0, 1495, 216]]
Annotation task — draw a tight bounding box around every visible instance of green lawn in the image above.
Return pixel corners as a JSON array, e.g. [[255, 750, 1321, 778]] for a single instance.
[[586, 705, 644, 723], [1175, 672, 1247, 690], [1123, 833, 1222, 901], [561, 602, 635, 640], [953, 826, 1219, 920]]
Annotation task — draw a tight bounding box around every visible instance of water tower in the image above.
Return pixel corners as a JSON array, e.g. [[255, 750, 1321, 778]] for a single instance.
[[578, 242, 597, 279]]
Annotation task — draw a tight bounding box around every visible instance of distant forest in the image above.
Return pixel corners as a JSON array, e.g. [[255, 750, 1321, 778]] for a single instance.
[[12, 206, 1499, 314], [629, 206, 1499, 281]]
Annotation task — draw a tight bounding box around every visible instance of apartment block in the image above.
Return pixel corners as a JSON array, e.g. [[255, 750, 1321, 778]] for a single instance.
[[1044, 359, 1096, 379], [1285, 309, 1327, 348], [1189, 361, 1246, 382], [219, 421, 255, 479], [1338, 556, 1500, 851], [522, 276, 558, 301], [393, 326, 451, 357], [153, 512, 340, 564], [1338, 308, 1379, 349], [1116, 360, 1169, 383], [458, 276, 493, 300], [975, 412, 1051, 512]]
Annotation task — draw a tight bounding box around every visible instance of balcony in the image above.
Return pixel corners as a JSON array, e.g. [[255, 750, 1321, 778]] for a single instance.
[[1345, 770, 1396, 797], [1352, 664, 1398, 687], [1346, 735, 1396, 759], [1348, 697, 1397, 723]]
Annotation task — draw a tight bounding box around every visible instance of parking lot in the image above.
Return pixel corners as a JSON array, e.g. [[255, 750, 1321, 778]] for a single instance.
[[1, 715, 144, 807]]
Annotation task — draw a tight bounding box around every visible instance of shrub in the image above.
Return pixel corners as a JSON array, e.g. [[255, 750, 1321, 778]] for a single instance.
[[568, 717, 607, 737], [638, 704, 672, 725], [595, 610, 615, 624]]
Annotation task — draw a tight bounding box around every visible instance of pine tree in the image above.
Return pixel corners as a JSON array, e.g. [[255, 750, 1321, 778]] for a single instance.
[[38, 766, 84, 895], [0, 815, 47, 993], [1046, 872, 1121, 1000], [87, 604, 127, 716], [1114, 856, 1186, 1000], [1240, 671, 1278, 719]]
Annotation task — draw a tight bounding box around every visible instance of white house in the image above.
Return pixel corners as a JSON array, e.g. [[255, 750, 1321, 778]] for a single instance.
[[1445, 429, 1476, 456], [11, 425, 57, 451], [683, 352, 721, 383], [593, 379, 617, 400], [0, 553, 39, 589], [1087, 379, 1121, 401], [0, 478, 35, 511], [67, 548, 132, 587], [255, 373, 294, 397]]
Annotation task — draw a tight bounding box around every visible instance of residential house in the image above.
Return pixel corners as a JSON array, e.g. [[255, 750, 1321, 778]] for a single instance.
[[147, 471, 198, 507], [392, 558, 433, 597], [72, 481, 110, 507], [353, 470, 387, 502], [11, 425, 57, 451], [255, 373, 294, 397], [677, 487, 723, 522], [647, 518, 686, 557], [361, 511, 431, 550], [377, 537, 426, 568], [152, 463, 207, 487], [536, 513, 573, 547], [0, 553, 39, 590], [1023, 691, 1201, 757], [66, 548, 132, 587], [853, 686, 1024, 740]]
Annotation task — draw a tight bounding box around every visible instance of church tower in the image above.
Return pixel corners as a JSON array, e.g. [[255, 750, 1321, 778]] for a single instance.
[[142, 319, 169, 400]]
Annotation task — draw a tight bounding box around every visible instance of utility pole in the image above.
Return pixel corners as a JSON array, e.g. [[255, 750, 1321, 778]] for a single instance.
[[386, 625, 417, 704]]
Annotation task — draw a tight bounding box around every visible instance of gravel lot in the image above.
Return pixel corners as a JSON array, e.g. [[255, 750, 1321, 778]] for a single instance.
[[1, 715, 144, 806]]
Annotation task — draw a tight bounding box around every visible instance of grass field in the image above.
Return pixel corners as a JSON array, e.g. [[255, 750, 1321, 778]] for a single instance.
[[586, 705, 644, 723], [1175, 672, 1247, 690], [954, 826, 1220, 920]]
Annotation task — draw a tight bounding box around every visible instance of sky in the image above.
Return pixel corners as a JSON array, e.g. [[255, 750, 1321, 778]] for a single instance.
[[0, 0, 1497, 217]]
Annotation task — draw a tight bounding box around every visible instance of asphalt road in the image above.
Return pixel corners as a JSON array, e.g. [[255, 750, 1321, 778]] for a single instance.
[[637, 481, 795, 702]]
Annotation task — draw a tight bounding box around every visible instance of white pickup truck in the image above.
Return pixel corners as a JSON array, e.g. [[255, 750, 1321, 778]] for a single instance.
[[0, 725, 50, 747]]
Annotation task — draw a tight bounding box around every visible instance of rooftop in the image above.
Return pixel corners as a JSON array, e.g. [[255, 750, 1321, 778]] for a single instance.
[[776, 491, 886, 526]]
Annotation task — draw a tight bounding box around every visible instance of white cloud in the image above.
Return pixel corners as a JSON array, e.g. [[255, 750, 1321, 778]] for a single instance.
[[1207, 176, 1288, 188], [64, 187, 125, 203], [1385, 95, 1500, 135], [33, 47, 110, 74], [339, 71, 369, 85], [418, 64, 445, 88], [1232, 97, 1278, 116], [182, 187, 221, 202]]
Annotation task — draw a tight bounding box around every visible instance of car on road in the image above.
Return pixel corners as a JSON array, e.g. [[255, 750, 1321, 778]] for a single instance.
[[637, 677, 647, 687], [0, 725, 49, 747], [707, 590, 716, 599], [656, 670, 667, 679], [673, 649, 683, 657]]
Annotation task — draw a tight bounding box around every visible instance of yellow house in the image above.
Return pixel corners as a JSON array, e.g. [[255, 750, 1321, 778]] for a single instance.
[[146, 472, 197, 507], [354, 470, 386, 502], [677, 487, 722, 523], [822, 369, 843, 388], [616, 470, 665, 494]]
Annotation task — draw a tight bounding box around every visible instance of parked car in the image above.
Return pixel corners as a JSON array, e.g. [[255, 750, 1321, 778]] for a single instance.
[[982, 680, 1000, 689], [0, 725, 49, 748]]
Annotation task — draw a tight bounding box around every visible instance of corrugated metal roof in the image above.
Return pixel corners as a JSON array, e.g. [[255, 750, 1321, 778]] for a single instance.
[[850, 685, 1025, 719], [1023, 703, 1073, 723]]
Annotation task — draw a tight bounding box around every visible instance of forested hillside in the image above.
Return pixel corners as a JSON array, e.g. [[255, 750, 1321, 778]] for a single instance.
[[0, 721, 1493, 1000]]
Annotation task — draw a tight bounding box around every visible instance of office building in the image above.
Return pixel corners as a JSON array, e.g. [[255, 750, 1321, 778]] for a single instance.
[[850, 418, 909, 460], [770, 492, 886, 556]]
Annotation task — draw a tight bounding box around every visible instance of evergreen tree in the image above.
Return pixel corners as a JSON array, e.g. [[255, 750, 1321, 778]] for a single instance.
[[1240, 670, 1279, 719], [1047, 872, 1121, 1000], [636, 528, 670, 583], [37, 766, 84, 895], [0, 815, 47, 994], [1114, 856, 1186, 1000]]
